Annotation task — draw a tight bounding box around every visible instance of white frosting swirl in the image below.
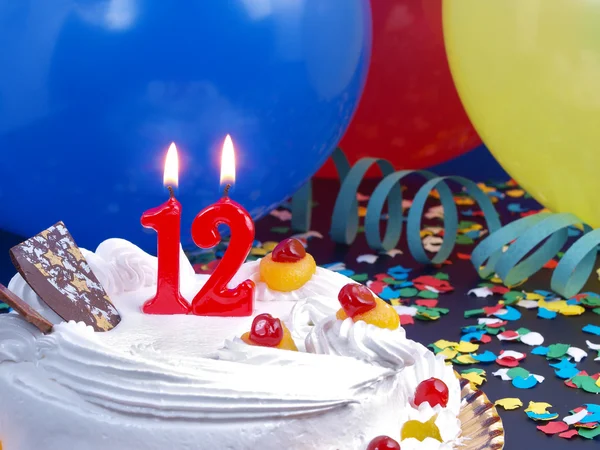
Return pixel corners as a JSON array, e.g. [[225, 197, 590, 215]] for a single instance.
[[288, 295, 338, 350], [0, 314, 41, 363], [306, 317, 416, 369], [84, 238, 195, 297], [229, 261, 352, 302]]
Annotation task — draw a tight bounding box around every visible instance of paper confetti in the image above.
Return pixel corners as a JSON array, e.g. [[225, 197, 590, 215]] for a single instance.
[[494, 398, 523, 410]]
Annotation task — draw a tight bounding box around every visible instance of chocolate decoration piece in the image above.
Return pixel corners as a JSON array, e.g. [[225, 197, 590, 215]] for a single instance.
[[0, 284, 53, 333], [9, 222, 121, 332]]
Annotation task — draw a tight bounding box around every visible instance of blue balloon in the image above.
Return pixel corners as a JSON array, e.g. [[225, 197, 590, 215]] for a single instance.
[[0, 1, 371, 251]]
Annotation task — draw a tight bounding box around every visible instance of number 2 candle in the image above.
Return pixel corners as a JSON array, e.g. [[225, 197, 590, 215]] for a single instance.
[[189, 135, 255, 316], [140, 143, 190, 315]]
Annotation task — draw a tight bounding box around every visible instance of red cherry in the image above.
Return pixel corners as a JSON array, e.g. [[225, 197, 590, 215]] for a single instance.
[[338, 283, 377, 318], [367, 435, 401, 450], [414, 378, 449, 408], [271, 238, 306, 262], [249, 313, 284, 347]]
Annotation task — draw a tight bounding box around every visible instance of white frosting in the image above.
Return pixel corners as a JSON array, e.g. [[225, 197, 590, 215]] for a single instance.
[[306, 317, 417, 369], [0, 239, 462, 449]]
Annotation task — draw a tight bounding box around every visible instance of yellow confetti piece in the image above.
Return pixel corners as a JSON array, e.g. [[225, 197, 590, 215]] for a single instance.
[[454, 196, 475, 206], [390, 299, 401, 306], [506, 189, 525, 198], [430, 190, 440, 199], [597, 377, 600, 389], [525, 401, 553, 414], [495, 398, 523, 411], [420, 229, 434, 238], [461, 372, 486, 387], [358, 206, 367, 218], [476, 183, 496, 194], [439, 348, 459, 360], [525, 292, 545, 302], [262, 241, 279, 252], [250, 247, 268, 256], [560, 304, 586, 316], [490, 275, 503, 284], [455, 341, 479, 353], [538, 299, 568, 312], [455, 354, 479, 364], [433, 340, 459, 350]]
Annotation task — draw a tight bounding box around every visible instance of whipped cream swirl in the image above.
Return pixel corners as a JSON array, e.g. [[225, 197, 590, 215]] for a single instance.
[[306, 317, 416, 369]]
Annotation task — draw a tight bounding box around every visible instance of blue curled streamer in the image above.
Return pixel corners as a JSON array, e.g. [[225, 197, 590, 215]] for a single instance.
[[292, 148, 600, 297]]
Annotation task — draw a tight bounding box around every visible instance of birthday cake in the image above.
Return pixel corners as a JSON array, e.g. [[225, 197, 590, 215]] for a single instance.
[[0, 231, 461, 450]]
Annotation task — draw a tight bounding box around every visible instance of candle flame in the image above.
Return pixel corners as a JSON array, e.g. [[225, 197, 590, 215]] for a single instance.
[[163, 142, 179, 188], [220, 134, 236, 186]]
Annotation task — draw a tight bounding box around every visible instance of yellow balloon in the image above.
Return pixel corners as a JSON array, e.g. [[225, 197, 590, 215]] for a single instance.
[[443, 0, 600, 227]]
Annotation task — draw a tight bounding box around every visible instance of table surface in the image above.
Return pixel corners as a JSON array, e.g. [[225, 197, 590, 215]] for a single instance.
[[1, 178, 599, 449]]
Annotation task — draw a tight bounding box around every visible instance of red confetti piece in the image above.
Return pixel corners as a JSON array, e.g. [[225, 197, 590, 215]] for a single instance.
[[412, 275, 454, 293], [498, 330, 520, 339], [368, 281, 386, 294], [575, 422, 598, 429], [496, 356, 520, 367], [537, 421, 569, 435], [558, 429, 579, 439], [415, 299, 439, 308], [487, 320, 508, 329], [490, 286, 510, 295], [374, 273, 389, 281], [457, 252, 471, 260], [399, 315, 414, 326], [480, 334, 492, 344], [543, 259, 558, 269], [484, 304, 504, 316]]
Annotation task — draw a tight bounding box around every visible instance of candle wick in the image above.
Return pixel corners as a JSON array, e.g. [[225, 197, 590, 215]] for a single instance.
[[167, 186, 175, 198], [223, 184, 231, 198]]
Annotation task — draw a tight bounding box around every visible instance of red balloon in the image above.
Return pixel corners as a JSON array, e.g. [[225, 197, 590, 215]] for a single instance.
[[318, 0, 480, 177]]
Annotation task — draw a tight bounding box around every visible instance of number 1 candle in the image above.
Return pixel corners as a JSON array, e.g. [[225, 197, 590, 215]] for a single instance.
[[189, 135, 255, 316], [141, 143, 190, 315]]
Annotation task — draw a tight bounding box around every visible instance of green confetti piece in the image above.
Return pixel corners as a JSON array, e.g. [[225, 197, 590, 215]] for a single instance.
[[0, 303, 9, 310], [270, 226, 290, 234], [507, 367, 530, 379], [581, 296, 600, 307], [592, 307, 600, 315], [485, 327, 505, 336], [417, 290, 439, 299], [428, 344, 443, 354], [357, 225, 365, 233], [461, 368, 485, 375], [579, 427, 600, 440], [456, 234, 474, 245], [546, 343, 570, 359], [434, 272, 449, 280], [382, 278, 409, 286], [464, 308, 485, 318], [398, 288, 419, 298], [515, 327, 531, 336], [578, 377, 600, 394], [349, 273, 368, 282], [458, 220, 478, 229], [503, 291, 525, 303], [478, 282, 496, 288], [430, 307, 450, 315]]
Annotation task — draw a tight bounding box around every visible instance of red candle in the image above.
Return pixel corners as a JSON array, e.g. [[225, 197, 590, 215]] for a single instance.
[[189, 135, 255, 316], [141, 143, 190, 315]]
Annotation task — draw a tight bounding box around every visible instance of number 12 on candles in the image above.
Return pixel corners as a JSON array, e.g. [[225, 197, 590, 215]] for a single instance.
[[189, 135, 255, 316]]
